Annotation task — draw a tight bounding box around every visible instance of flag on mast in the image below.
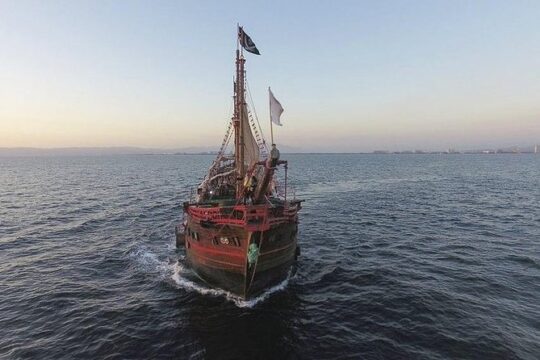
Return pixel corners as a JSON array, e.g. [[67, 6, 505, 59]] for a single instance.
[[238, 27, 260, 55], [269, 88, 284, 126]]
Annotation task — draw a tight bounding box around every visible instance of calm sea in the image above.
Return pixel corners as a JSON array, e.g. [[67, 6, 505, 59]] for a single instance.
[[1, 154, 539, 359]]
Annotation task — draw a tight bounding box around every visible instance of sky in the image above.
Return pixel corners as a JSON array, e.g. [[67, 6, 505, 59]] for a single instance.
[[1, 0, 539, 152]]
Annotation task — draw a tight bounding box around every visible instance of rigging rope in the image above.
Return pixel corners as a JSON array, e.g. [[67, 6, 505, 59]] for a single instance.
[[245, 78, 269, 157]]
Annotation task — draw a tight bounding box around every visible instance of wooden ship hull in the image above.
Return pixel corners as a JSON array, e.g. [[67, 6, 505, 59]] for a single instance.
[[177, 201, 300, 298], [175, 26, 302, 300]]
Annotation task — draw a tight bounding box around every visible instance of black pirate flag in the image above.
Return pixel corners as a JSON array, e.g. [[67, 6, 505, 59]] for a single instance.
[[238, 27, 260, 55]]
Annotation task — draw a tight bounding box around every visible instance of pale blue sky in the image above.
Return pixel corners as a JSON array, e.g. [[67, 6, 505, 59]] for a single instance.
[[1, 0, 539, 151]]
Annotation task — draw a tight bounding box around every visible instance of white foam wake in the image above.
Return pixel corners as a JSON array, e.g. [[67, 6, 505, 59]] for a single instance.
[[171, 261, 291, 308], [129, 245, 176, 279], [129, 245, 291, 308]]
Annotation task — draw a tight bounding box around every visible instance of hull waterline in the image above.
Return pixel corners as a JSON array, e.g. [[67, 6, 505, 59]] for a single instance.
[[179, 213, 299, 299]]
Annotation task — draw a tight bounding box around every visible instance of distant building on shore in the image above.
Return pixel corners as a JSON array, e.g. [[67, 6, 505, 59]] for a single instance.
[[369, 145, 538, 154]]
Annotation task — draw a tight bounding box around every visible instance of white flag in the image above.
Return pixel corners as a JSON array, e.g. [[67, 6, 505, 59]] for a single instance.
[[269, 88, 284, 126]]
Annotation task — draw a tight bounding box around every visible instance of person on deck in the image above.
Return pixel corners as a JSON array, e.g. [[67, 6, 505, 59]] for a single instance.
[[270, 144, 280, 167], [250, 175, 258, 193], [244, 175, 258, 204]]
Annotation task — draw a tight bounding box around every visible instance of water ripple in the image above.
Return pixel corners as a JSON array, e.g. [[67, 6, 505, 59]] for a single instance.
[[1, 154, 539, 359]]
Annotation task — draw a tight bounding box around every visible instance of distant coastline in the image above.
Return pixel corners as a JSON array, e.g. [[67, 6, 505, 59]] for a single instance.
[[371, 144, 538, 155], [0, 147, 217, 157], [1, 145, 538, 157]]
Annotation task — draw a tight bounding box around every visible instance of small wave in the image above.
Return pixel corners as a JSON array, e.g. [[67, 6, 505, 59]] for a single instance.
[[171, 261, 290, 308], [128, 246, 172, 278], [502, 254, 540, 269]]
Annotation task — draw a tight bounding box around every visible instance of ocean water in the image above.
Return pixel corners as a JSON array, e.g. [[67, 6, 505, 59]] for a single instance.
[[1, 154, 539, 359]]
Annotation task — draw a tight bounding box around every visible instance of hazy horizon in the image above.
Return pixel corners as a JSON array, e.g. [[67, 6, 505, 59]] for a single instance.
[[0, 142, 538, 157], [1, 1, 539, 151]]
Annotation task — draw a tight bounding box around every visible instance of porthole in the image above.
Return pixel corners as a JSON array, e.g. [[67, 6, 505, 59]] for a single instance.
[[212, 236, 240, 246], [219, 237, 229, 245]]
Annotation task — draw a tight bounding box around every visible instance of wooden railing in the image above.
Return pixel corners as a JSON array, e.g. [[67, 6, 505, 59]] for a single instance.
[[187, 203, 299, 231]]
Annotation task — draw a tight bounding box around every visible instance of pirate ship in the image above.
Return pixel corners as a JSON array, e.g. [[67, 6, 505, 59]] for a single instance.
[[175, 27, 302, 299]]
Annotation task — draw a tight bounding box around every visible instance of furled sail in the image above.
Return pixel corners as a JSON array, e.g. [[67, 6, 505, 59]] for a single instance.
[[241, 105, 260, 167]]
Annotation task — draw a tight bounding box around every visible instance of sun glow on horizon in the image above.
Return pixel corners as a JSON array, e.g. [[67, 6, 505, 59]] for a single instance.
[[1, 1, 539, 151]]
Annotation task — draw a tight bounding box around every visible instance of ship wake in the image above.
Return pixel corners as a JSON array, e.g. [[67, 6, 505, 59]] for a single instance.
[[129, 245, 290, 308], [171, 261, 291, 308]]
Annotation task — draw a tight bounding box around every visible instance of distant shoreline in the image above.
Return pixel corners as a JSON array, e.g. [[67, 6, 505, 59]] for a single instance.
[[1, 151, 538, 157], [1, 145, 538, 156]]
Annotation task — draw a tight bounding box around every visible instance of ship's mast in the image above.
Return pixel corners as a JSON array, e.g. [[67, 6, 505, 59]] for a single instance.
[[234, 46, 246, 197]]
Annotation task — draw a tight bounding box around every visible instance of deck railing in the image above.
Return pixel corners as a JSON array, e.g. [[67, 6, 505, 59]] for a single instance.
[[187, 203, 298, 231]]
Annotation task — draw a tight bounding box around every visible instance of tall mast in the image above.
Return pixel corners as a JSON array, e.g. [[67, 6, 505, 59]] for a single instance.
[[234, 46, 247, 196]]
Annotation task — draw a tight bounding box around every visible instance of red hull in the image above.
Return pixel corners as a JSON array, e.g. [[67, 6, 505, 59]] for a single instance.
[[178, 201, 300, 299]]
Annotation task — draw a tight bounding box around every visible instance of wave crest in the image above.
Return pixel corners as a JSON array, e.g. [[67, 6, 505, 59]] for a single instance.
[[129, 246, 290, 308], [171, 261, 290, 308]]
